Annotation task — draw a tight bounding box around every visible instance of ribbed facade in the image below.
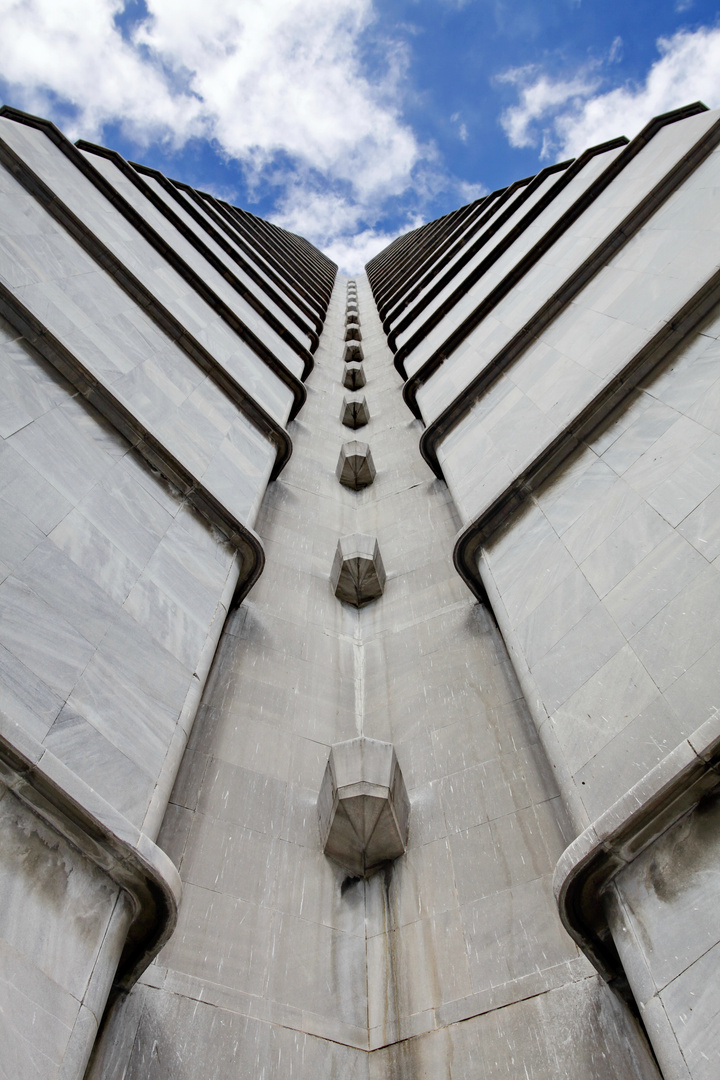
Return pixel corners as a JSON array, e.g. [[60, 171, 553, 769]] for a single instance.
[[0, 101, 719, 1080]]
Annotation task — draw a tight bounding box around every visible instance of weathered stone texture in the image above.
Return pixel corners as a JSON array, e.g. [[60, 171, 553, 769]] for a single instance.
[[86, 274, 658, 1080], [6, 101, 719, 1080]]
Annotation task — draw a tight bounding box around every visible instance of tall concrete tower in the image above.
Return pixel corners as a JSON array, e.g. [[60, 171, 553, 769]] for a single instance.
[[0, 102, 719, 1080]]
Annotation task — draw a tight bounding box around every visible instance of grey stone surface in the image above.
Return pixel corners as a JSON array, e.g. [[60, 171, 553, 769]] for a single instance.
[[9, 101, 717, 1078], [0, 118, 300, 416], [0, 117, 339, 1080], [330, 533, 386, 607], [479, 304, 720, 827], [0, 783, 123, 1080], [600, 788, 720, 1079], [85, 272, 657, 1080]]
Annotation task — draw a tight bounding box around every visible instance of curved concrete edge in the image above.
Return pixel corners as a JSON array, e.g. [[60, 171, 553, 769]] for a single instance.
[[0, 107, 310, 417], [171, 180, 327, 337], [380, 193, 496, 335], [0, 278, 267, 596], [79, 144, 318, 377], [0, 111, 298, 458], [553, 714, 720, 986], [452, 262, 720, 602], [390, 165, 571, 364], [0, 716, 182, 993], [378, 197, 490, 329], [125, 160, 321, 360], [399, 141, 629, 412], [418, 104, 716, 475]]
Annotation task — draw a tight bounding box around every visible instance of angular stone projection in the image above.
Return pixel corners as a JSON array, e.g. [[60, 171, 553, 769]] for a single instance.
[[330, 533, 385, 606], [343, 360, 366, 390], [318, 737, 410, 878], [345, 321, 362, 341], [345, 309, 359, 325], [340, 395, 370, 429], [336, 440, 376, 490], [343, 341, 363, 363]]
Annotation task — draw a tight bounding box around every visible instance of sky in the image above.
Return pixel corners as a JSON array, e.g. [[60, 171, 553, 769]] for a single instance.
[[1, 0, 719, 272]]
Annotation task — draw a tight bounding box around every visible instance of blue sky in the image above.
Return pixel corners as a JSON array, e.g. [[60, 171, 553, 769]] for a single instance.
[[1, 0, 719, 270]]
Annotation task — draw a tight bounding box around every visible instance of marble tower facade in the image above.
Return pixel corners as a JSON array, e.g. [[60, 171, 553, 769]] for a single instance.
[[0, 101, 719, 1079]]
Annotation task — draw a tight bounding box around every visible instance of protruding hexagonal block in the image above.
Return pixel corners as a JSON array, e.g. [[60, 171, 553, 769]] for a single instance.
[[340, 395, 369, 429], [330, 533, 385, 606], [345, 309, 360, 325], [343, 341, 363, 363], [336, 440, 375, 490], [346, 301, 359, 317], [318, 737, 409, 878], [345, 322, 362, 341], [343, 361, 366, 390]]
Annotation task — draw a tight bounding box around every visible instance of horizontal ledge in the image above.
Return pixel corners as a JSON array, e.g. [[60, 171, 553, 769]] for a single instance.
[[379, 195, 491, 327], [172, 180, 328, 330], [389, 164, 571, 356], [0, 107, 307, 420], [228, 202, 334, 301], [148, 954, 593, 1053], [452, 262, 720, 601], [0, 717, 182, 993], [0, 130, 294, 473], [105, 149, 320, 361], [399, 139, 630, 405], [410, 102, 708, 429], [553, 713, 720, 986], [0, 281, 266, 601], [377, 197, 487, 319]]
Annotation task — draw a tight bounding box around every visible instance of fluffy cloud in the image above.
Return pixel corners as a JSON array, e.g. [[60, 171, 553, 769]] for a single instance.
[[0, 0, 426, 270], [499, 67, 600, 153], [500, 26, 720, 160]]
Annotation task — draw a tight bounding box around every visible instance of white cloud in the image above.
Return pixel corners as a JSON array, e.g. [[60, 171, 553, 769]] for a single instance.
[[323, 225, 418, 276], [457, 179, 488, 202], [0, 0, 430, 269], [499, 68, 599, 150], [0, 0, 203, 143], [608, 36, 623, 64], [450, 110, 469, 143], [499, 26, 720, 161]]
